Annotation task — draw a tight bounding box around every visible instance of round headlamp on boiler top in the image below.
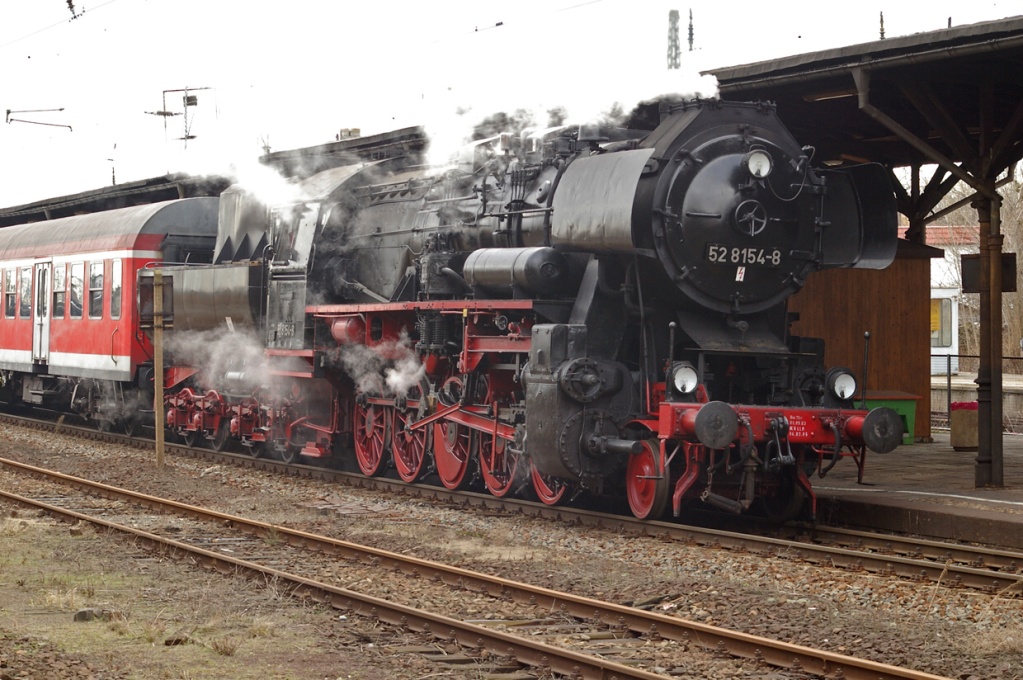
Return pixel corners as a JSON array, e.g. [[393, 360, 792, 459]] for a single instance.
[[742, 148, 773, 179]]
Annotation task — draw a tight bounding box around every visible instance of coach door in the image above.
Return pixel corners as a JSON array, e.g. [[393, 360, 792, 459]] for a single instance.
[[32, 260, 51, 364]]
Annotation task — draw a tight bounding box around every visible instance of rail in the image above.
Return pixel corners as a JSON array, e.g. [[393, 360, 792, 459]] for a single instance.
[[5, 411, 1022, 591], [0, 455, 959, 680]]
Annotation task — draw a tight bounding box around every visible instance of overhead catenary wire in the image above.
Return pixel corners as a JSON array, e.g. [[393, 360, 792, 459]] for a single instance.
[[0, 0, 120, 50]]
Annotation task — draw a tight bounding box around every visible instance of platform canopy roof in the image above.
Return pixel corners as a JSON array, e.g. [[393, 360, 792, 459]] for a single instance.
[[708, 15, 1023, 227]]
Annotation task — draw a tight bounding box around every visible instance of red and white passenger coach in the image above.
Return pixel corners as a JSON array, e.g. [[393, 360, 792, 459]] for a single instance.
[[0, 198, 217, 431]]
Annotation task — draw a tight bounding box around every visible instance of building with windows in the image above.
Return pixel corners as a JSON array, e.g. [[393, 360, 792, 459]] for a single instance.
[[901, 225, 980, 375]]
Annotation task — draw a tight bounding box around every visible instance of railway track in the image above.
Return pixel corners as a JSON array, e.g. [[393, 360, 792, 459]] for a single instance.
[[0, 455, 954, 680], [5, 411, 1023, 597]]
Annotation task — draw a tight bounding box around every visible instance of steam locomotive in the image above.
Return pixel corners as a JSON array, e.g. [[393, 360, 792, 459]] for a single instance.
[[3, 98, 905, 521]]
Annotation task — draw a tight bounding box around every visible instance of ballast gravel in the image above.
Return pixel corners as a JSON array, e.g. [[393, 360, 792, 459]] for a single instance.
[[0, 424, 1020, 679]]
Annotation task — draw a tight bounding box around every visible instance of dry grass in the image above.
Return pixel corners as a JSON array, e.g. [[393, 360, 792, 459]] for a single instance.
[[0, 517, 28, 537], [0, 516, 383, 678], [141, 618, 167, 643], [39, 586, 84, 610], [262, 525, 281, 546], [247, 615, 278, 639], [962, 623, 1023, 654], [207, 636, 239, 656]]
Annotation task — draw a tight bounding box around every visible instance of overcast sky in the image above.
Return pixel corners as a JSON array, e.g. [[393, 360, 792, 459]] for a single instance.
[[0, 0, 1013, 206]]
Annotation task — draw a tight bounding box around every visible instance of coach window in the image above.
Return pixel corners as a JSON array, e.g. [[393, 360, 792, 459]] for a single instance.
[[18, 268, 31, 319], [52, 264, 66, 318], [89, 262, 104, 319], [3, 270, 14, 318], [70, 263, 83, 319], [110, 259, 122, 319]]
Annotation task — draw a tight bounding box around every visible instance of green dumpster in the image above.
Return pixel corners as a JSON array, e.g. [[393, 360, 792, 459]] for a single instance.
[[863, 391, 918, 446]]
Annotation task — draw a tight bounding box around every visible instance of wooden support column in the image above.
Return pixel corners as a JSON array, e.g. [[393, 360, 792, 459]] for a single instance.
[[973, 196, 1005, 487], [974, 200, 993, 486], [989, 223, 1004, 487], [154, 271, 165, 468], [854, 67, 1009, 487], [905, 164, 924, 244], [977, 82, 1004, 488]]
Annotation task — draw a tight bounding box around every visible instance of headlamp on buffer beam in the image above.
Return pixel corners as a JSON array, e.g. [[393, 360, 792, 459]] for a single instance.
[[670, 362, 699, 395], [825, 367, 857, 401]]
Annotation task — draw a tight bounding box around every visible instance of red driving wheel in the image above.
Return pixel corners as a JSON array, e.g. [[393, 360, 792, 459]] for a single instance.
[[530, 464, 569, 506], [353, 400, 388, 476], [626, 439, 669, 519], [392, 391, 429, 483], [479, 432, 519, 497]]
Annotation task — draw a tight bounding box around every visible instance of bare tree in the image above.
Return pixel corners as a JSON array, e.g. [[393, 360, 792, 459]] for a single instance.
[[470, 109, 537, 141]]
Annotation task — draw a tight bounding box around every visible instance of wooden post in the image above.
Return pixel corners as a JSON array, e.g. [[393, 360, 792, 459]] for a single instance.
[[977, 82, 1004, 487], [975, 204, 992, 486], [989, 208, 1004, 486], [154, 271, 165, 468]]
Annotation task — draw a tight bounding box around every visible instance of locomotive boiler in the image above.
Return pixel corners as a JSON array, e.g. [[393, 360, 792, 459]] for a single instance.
[[149, 98, 904, 521]]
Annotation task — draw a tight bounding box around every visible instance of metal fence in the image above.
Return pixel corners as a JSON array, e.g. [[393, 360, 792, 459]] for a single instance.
[[930, 353, 1023, 433]]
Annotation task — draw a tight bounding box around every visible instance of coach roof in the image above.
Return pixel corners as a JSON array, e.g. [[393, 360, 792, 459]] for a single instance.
[[0, 197, 219, 260]]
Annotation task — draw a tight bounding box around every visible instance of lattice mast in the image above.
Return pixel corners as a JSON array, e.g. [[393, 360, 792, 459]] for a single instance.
[[668, 9, 681, 69]]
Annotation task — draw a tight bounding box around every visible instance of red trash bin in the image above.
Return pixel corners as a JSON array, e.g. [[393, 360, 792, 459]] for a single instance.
[[950, 401, 978, 452]]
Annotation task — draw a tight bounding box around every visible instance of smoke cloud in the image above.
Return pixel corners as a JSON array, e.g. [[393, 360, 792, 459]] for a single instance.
[[327, 332, 426, 398], [164, 326, 272, 392], [419, 70, 720, 168]]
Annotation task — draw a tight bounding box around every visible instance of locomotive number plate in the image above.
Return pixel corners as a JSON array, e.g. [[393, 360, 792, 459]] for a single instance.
[[705, 243, 782, 267]]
